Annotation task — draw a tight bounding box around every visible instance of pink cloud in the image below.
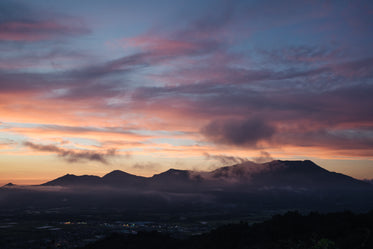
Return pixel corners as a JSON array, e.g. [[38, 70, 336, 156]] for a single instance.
[[123, 36, 198, 55]]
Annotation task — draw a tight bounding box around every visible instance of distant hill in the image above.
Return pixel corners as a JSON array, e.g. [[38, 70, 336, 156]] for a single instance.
[[1, 182, 15, 188]]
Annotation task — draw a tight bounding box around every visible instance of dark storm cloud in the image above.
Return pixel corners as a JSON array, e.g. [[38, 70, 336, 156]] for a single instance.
[[23, 141, 116, 164], [201, 118, 276, 147]]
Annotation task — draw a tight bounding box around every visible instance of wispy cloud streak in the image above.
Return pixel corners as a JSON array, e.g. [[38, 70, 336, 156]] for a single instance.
[[23, 141, 116, 164]]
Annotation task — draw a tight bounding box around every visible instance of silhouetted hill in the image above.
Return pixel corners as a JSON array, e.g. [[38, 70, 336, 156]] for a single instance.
[[80, 210, 373, 249]]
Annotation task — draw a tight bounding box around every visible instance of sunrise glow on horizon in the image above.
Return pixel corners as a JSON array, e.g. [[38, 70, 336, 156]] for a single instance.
[[0, 0, 372, 185]]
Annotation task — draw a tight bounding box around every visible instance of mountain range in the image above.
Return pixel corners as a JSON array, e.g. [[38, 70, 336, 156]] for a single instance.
[[2, 160, 372, 213], [40, 160, 369, 191]]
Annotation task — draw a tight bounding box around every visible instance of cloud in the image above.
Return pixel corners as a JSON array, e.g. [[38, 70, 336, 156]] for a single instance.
[[23, 141, 116, 164], [274, 128, 373, 155], [98, 5, 237, 83], [252, 151, 274, 164], [204, 153, 248, 165], [0, 138, 15, 149], [0, 48, 92, 71], [6, 124, 142, 138], [0, 21, 89, 42], [259, 44, 346, 66], [201, 118, 276, 147], [0, 138, 15, 144], [130, 81, 373, 155], [0, 1, 89, 42], [132, 162, 159, 170]]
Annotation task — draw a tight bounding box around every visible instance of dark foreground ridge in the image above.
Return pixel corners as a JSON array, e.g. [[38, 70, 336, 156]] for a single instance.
[[80, 210, 373, 249]]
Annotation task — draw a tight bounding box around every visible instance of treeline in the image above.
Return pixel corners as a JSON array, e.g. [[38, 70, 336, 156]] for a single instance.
[[81, 210, 373, 249]]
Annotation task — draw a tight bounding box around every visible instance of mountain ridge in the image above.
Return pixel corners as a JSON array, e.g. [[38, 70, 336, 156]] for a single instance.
[[39, 160, 369, 190], [1, 160, 373, 213]]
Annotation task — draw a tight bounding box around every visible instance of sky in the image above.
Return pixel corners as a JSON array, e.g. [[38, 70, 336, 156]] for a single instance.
[[0, 0, 372, 185]]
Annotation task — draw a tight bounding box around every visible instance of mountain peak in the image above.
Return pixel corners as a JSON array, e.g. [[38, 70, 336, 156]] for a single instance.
[[101, 170, 146, 188], [265, 159, 320, 168], [268, 159, 315, 164], [103, 170, 138, 179], [42, 173, 101, 186], [153, 168, 190, 177], [151, 169, 191, 184], [104, 170, 126, 176], [165, 168, 188, 174], [262, 160, 329, 175], [2, 182, 15, 187]]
